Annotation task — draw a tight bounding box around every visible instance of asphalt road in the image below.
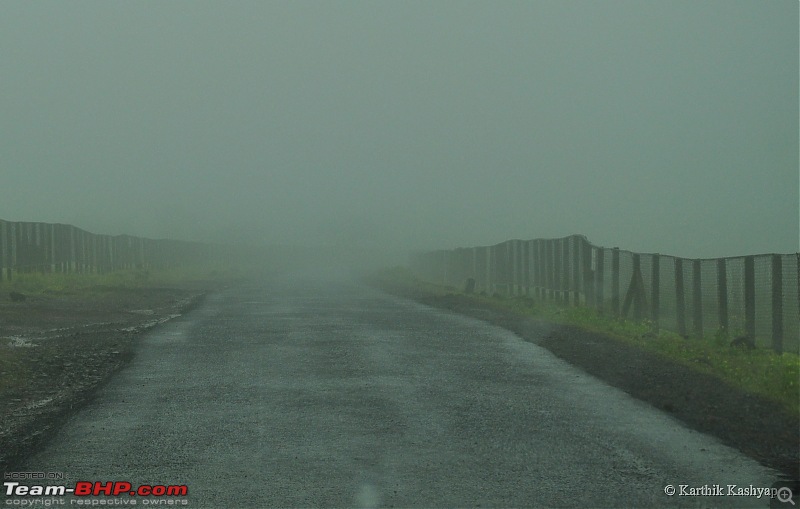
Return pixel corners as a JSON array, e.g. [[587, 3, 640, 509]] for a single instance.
[[18, 276, 781, 508]]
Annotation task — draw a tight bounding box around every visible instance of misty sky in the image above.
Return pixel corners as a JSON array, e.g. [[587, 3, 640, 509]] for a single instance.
[[1, 1, 797, 259]]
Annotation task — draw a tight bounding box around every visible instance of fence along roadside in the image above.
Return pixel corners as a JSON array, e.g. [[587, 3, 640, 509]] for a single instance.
[[0, 219, 215, 280], [410, 235, 800, 354]]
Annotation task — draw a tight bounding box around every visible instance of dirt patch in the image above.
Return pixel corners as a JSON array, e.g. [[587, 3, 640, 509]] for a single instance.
[[375, 283, 800, 484], [0, 286, 210, 472]]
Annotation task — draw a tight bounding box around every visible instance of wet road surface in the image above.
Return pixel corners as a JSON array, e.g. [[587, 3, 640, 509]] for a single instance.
[[20, 277, 780, 507]]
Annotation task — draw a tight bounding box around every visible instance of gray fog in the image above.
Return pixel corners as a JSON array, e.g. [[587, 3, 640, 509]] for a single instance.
[[1, 1, 797, 261]]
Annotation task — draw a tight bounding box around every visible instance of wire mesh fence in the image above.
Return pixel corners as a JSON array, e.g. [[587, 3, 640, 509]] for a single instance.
[[410, 235, 800, 354]]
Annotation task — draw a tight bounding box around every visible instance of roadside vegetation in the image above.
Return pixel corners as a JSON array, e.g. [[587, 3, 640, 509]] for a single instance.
[[0, 349, 26, 394], [0, 264, 245, 296], [370, 266, 800, 417], [0, 264, 244, 395]]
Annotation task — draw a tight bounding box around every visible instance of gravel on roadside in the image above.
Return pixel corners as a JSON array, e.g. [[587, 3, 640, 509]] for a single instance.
[[0, 287, 208, 472]]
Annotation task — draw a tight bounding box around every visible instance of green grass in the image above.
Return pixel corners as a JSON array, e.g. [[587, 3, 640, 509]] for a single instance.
[[0, 264, 246, 295], [0, 264, 247, 395], [548, 305, 800, 416], [0, 349, 27, 394], [370, 267, 800, 416]]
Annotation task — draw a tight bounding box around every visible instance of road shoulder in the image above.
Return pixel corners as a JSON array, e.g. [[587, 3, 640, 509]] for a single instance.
[[370, 280, 799, 484], [0, 287, 208, 472]]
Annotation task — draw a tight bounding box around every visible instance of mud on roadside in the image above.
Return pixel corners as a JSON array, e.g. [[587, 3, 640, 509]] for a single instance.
[[0, 286, 210, 472]]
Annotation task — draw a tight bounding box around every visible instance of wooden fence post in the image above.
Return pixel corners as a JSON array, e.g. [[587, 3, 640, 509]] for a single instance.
[[0, 221, 5, 282], [771, 254, 783, 353], [552, 239, 564, 304], [55, 225, 63, 273], [38, 223, 46, 272], [472, 247, 478, 288], [486, 246, 493, 295], [13, 223, 22, 274], [138, 236, 145, 269], [744, 256, 755, 340], [478, 246, 487, 292], [717, 258, 728, 335], [582, 239, 594, 308], [693, 259, 703, 338], [10, 222, 17, 278], [537, 240, 545, 299], [675, 258, 686, 337], [441, 250, 448, 286], [611, 248, 620, 317], [511, 241, 519, 295], [561, 238, 570, 304], [516, 240, 523, 295], [523, 241, 530, 296], [621, 253, 646, 321], [595, 248, 604, 313], [76, 229, 83, 273], [571, 237, 580, 306], [48, 223, 56, 272], [547, 240, 554, 301], [651, 254, 660, 328], [91, 233, 97, 273], [69, 226, 76, 273]]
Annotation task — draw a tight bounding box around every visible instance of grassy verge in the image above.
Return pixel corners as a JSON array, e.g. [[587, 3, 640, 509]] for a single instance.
[[370, 266, 800, 417], [0, 264, 247, 296], [0, 264, 246, 395], [0, 349, 27, 394]]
